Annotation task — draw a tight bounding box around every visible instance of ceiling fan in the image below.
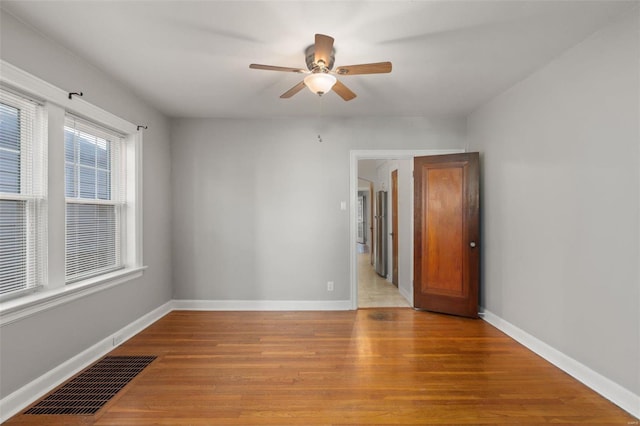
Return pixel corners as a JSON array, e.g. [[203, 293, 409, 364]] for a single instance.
[[249, 34, 392, 101]]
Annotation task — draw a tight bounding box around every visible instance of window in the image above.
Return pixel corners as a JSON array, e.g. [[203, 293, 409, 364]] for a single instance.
[[0, 61, 142, 321], [0, 88, 46, 298], [64, 116, 124, 283]]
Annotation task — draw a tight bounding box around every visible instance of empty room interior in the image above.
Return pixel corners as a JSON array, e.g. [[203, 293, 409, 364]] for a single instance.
[[0, 1, 639, 424]]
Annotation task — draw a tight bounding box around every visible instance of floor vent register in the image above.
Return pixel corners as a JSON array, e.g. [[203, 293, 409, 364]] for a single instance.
[[24, 355, 156, 415]]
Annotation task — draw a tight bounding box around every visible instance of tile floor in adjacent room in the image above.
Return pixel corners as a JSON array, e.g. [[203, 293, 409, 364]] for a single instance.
[[357, 244, 410, 308]]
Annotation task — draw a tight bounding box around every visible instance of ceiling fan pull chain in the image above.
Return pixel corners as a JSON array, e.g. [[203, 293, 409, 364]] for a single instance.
[[317, 95, 325, 142]]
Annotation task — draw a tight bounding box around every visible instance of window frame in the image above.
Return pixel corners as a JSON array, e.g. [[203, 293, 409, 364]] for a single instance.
[[0, 60, 145, 326], [0, 88, 47, 299], [64, 116, 125, 283]]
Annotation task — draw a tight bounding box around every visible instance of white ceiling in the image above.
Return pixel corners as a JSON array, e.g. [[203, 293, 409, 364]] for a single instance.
[[1, 1, 635, 118]]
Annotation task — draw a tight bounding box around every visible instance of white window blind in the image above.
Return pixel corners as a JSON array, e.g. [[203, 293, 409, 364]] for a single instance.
[[0, 88, 47, 297], [65, 115, 124, 283]]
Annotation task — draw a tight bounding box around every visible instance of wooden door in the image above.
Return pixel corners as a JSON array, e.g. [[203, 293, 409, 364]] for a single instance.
[[391, 169, 399, 286], [413, 153, 479, 318]]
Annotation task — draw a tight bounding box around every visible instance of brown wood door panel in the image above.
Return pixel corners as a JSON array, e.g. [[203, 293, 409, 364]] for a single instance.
[[413, 153, 479, 318], [423, 166, 463, 295]]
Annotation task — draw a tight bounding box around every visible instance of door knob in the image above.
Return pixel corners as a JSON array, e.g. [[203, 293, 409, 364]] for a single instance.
[[470, 241, 476, 248]]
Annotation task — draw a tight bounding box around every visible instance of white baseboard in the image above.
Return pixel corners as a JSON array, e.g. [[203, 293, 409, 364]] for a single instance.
[[172, 299, 353, 311], [0, 301, 173, 423], [480, 310, 640, 419]]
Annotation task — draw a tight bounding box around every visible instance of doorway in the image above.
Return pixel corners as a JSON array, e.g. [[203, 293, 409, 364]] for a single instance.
[[349, 149, 465, 310], [357, 246, 409, 308], [357, 160, 406, 308]]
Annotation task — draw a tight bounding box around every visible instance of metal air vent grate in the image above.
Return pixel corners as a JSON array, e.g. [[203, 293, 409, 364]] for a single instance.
[[25, 355, 156, 415]]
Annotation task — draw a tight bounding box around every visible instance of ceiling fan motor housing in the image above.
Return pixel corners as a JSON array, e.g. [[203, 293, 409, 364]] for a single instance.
[[305, 45, 335, 72]]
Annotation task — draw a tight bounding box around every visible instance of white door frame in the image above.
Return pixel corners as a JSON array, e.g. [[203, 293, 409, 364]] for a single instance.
[[349, 149, 465, 310]]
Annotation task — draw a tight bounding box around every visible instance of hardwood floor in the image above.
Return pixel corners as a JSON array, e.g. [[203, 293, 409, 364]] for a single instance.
[[6, 309, 637, 425]]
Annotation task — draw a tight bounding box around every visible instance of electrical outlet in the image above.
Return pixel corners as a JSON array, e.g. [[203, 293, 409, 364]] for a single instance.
[[112, 335, 124, 347], [327, 281, 334, 291]]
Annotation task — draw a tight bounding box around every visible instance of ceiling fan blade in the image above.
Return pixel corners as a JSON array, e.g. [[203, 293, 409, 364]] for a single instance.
[[333, 80, 356, 101], [314, 34, 334, 66], [280, 81, 307, 99], [335, 62, 392, 75], [250, 64, 306, 73]]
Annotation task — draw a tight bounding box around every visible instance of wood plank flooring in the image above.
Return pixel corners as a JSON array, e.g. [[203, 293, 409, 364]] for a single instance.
[[6, 309, 637, 425]]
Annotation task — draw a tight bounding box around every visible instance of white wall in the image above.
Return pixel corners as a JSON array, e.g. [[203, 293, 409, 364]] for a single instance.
[[396, 159, 413, 304], [468, 11, 639, 396], [357, 160, 378, 183], [171, 117, 465, 302], [0, 11, 173, 398]]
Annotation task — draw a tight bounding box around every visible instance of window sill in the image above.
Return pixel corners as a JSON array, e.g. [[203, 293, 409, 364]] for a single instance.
[[0, 266, 147, 326]]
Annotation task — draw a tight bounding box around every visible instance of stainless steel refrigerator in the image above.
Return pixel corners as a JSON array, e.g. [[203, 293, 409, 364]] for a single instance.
[[375, 191, 387, 277]]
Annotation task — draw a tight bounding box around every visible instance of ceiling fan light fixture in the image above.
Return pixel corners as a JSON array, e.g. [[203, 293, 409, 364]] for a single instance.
[[304, 73, 337, 96], [250, 34, 391, 101]]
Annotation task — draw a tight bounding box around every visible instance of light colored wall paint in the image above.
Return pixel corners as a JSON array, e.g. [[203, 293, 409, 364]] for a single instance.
[[0, 11, 172, 398], [171, 117, 465, 301], [468, 11, 639, 395], [357, 160, 378, 183], [397, 159, 413, 304]]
